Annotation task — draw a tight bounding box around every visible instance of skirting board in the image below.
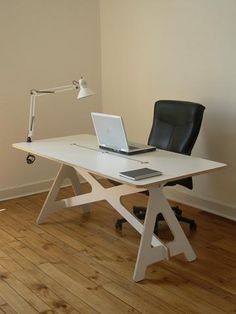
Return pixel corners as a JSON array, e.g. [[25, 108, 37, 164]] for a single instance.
[[0, 176, 89, 202], [1, 179, 236, 222], [164, 187, 236, 222], [0, 179, 55, 202]]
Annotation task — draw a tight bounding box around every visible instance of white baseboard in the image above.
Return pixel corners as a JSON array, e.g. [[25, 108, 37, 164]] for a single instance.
[[0, 175, 89, 202], [1, 180, 236, 222], [0, 179, 55, 201], [164, 187, 236, 222]]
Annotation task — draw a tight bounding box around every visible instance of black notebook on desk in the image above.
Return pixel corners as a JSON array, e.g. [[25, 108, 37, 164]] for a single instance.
[[119, 168, 162, 180]]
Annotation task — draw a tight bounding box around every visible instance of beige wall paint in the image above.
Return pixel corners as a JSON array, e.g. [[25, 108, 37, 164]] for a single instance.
[[100, 0, 236, 207], [1, 0, 235, 212], [0, 0, 101, 194]]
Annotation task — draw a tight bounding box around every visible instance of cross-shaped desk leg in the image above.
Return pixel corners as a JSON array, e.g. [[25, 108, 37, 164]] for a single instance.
[[36, 163, 196, 282]]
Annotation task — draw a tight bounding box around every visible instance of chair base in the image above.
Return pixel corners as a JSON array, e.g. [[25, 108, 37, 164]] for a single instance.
[[115, 206, 197, 234]]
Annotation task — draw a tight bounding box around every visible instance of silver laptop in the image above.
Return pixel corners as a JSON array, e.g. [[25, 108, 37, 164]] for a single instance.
[[91, 112, 156, 155]]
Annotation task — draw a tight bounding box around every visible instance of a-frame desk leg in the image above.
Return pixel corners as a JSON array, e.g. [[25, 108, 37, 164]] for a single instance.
[[37, 164, 84, 224], [133, 186, 196, 281], [36, 164, 196, 282]]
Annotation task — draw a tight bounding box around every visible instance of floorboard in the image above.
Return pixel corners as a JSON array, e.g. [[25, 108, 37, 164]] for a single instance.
[[0, 182, 235, 314]]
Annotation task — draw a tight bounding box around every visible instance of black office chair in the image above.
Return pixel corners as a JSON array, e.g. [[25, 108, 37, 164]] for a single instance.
[[115, 100, 205, 234]]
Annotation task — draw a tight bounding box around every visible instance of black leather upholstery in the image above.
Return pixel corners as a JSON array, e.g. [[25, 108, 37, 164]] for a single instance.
[[148, 100, 205, 189], [148, 100, 205, 154]]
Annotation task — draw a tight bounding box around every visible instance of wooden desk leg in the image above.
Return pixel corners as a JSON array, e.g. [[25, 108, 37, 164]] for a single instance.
[[159, 188, 196, 261], [36, 165, 195, 282], [70, 169, 90, 215], [133, 186, 168, 282], [133, 186, 196, 282], [37, 164, 82, 224]]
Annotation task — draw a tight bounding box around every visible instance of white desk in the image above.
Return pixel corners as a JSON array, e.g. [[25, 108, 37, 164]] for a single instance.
[[13, 134, 225, 282]]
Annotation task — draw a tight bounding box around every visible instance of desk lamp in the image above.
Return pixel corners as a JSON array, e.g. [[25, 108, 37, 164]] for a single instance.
[[26, 77, 94, 164]]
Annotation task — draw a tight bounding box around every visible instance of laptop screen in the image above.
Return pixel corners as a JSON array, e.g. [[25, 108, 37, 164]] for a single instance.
[[91, 112, 129, 151]]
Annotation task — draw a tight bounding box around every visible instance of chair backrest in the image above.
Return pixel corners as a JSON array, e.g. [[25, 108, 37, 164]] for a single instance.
[[148, 100, 205, 189], [148, 100, 205, 155]]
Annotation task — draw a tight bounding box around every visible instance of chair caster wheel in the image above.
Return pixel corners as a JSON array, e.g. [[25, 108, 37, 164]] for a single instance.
[[115, 218, 127, 232], [115, 221, 123, 232], [190, 221, 197, 231]]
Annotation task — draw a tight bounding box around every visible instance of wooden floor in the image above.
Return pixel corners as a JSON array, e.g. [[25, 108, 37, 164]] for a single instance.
[[0, 181, 235, 314]]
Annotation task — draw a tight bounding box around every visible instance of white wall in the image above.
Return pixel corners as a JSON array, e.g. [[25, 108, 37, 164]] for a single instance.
[[0, 0, 101, 198], [100, 0, 236, 215], [1, 0, 236, 219]]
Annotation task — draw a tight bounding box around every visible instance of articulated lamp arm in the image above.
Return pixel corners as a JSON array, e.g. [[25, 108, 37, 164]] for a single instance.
[[25, 78, 94, 164], [27, 78, 88, 142]]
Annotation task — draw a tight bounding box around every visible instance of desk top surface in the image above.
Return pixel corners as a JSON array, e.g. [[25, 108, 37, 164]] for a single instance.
[[13, 134, 226, 187]]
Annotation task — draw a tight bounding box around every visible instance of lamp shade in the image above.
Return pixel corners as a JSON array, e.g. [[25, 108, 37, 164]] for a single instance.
[[77, 78, 94, 99]]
